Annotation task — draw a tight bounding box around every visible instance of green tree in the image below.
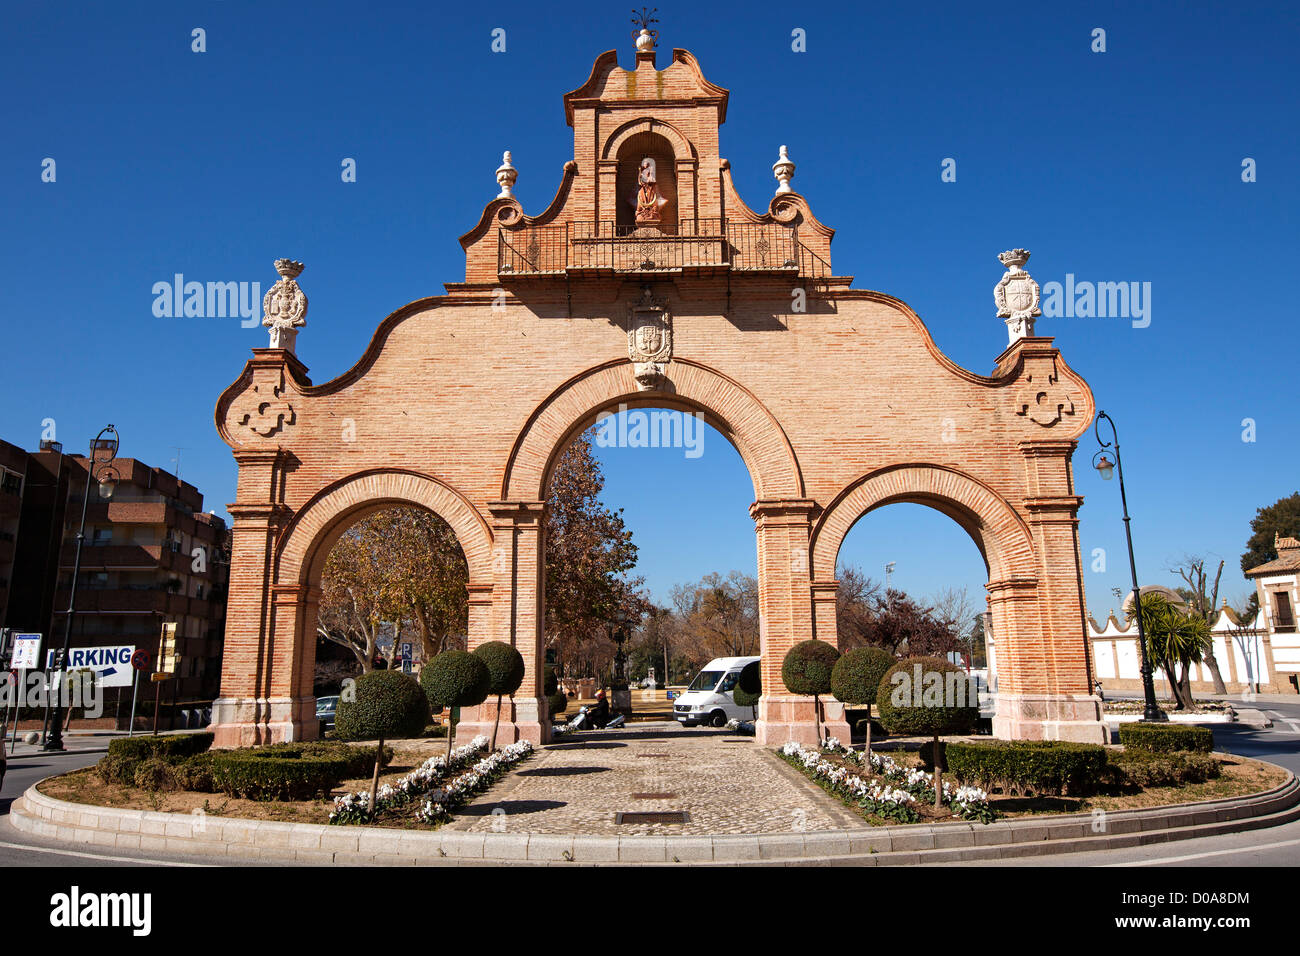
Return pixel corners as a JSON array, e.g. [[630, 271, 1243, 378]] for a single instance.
[[1136, 593, 1211, 710], [781, 640, 841, 742], [334, 670, 430, 814], [877, 656, 979, 808], [473, 642, 526, 749], [1240, 492, 1300, 573], [545, 429, 647, 678], [830, 646, 895, 754], [422, 650, 491, 757], [1170, 554, 1228, 694], [733, 660, 761, 720]]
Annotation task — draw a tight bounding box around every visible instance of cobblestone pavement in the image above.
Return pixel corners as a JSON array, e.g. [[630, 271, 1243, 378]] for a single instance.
[[444, 722, 867, 835]]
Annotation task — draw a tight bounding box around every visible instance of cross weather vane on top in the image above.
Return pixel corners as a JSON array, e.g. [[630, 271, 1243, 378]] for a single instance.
[[632, 7, 659, 45]]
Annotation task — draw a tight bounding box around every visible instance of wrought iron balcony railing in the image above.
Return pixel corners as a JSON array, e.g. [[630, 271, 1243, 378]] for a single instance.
[[497, 218, 831, 279]]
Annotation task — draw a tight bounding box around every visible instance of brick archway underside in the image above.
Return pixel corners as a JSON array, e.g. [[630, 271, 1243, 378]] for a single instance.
[[810, 463, 1037, 584], [276, 469, 494, 588], [501, 358, 803, 502]]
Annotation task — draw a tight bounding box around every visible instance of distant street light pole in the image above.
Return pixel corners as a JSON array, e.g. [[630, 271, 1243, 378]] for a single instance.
[[1092, 411, 1163, 723], [45, 426, 120, 751]]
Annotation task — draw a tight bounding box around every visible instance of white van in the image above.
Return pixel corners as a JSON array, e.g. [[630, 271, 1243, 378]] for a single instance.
[[673, 656, 760, 727]]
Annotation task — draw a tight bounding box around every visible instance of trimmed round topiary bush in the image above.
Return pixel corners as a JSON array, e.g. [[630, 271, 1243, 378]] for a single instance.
[[474, 641, 526, 695], [417, 666, 447, 716], [334, 668, 432, 809], [830, 647, 895, 706], [782, 640, 840, 741], [782, 640, 840, 697], [733, 661, 761, 716], [547, 691, 568, 717], [422, 650, 491, 711], [424, 649, 492, 758], [544, 666, 559, 697], [334, 669, 431, 743], [830, 646, 895, 753], [474, 641, 526, 748], [877, 656, 980, 807], [1117, 722, 1213, 754]]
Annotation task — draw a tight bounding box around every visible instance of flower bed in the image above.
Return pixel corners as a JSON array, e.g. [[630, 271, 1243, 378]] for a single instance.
[[330, 736, 533, 826], [778, 740, 996, 825]]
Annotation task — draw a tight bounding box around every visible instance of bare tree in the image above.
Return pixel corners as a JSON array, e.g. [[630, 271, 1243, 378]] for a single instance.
[[1170, 554, 1228, 694]]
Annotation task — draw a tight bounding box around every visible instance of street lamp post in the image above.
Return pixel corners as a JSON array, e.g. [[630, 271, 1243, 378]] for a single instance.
[[44, 426, 120, 751], [1092, 411, 1164, 723]]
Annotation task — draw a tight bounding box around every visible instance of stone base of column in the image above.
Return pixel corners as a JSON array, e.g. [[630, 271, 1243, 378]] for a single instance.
[[453, 696, 550, 747], [209, 696, 320, 748], [755, 695, 851, 747], [993, 693, 1108, 744]]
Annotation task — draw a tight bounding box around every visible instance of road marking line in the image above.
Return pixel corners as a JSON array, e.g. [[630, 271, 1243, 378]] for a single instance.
[[1102, 837, 1300, 866], [0, 840, 204, 867]]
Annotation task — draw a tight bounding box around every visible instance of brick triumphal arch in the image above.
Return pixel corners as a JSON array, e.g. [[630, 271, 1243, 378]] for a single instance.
[[211, 37, 1105, 749]]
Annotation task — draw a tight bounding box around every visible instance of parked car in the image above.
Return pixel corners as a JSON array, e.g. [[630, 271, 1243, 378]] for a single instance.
[[316, 696, 339, 732], [673, 656, 759, 728]]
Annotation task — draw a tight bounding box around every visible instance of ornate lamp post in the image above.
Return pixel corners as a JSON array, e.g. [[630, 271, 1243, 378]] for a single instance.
[[44, 426, 120, 751], [1092, 412, 1164, 723]]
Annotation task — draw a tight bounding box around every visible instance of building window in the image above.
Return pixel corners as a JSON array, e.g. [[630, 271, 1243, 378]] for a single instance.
[[1274, 592, 1296, 633], [1, 470, 21, 496]]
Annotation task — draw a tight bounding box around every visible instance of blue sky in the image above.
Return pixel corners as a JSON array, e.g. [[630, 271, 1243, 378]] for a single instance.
[[2, 2, 1297, 623]]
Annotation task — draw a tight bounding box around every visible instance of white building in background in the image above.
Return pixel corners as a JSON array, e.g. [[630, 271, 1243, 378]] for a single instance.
[[1084, 535, 1300, 697]]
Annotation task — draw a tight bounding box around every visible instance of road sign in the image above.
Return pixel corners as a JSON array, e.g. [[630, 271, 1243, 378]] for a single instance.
[[401, 642, 413, 674], [44, 644, 137, 688], [131, 649, 151, 671], [157, 622, 178, 675], [11, 634, 41, 670]]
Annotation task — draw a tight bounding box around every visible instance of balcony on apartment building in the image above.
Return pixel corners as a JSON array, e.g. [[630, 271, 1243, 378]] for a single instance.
[[58, 540, 213, 576], [53, 585, 211, 619], [497, 218, 832, 279]]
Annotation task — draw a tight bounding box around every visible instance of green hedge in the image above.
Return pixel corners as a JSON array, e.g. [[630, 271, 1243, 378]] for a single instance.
[[176, 753, 217, 793], [1106, 749, 1221, 788], [547, 692, 568, 717], [210, 748, 352, 801], [98, 732, 214, 786], [945, 740, 1108, 796], [133, 757, 180, 792], [106, 732, 213, 762], [1117, 722, 1214, 754]]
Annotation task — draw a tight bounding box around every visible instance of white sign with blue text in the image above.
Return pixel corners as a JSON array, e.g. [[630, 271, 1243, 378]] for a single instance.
[[45, 645, 137, 688]]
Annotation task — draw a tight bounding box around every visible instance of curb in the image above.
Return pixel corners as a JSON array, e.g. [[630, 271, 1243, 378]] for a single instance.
[[10, 767, 1298, 866]]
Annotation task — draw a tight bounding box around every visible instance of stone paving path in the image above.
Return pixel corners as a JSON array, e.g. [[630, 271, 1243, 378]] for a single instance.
[[444, 721, 867, 836]]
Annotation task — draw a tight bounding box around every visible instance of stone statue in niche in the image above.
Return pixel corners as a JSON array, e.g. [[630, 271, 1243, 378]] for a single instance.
[[631, 156, 668, 227]]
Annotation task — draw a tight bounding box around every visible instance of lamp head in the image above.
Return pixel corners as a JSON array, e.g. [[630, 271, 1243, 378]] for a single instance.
[[1094, 453, 1115, 481]]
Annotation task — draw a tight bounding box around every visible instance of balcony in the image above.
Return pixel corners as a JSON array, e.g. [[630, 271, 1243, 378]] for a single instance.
[[497, 219, 831, 279]]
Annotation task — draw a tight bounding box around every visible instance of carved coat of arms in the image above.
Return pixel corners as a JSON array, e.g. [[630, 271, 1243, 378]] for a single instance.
[[994, 248, 1041, 344], [627, 287, 672, 390]]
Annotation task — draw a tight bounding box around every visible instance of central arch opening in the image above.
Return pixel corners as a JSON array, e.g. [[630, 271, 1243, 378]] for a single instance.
[[541, 402, 760, 733]]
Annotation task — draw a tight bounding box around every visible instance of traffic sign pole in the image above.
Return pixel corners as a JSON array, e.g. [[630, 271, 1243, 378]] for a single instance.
[[127, 667, 139, 737]]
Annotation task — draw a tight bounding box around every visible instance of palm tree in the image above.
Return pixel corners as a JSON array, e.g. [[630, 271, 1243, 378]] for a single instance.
[[1136, 593, 1211, 710]]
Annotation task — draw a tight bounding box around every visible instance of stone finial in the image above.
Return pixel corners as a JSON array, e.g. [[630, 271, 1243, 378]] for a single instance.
[[994, 248, 1041, 345], [632, 7, 659, 52], [496, 151, 517, 199], [772, 145, 796, 195], [262, 259, 307, 352]]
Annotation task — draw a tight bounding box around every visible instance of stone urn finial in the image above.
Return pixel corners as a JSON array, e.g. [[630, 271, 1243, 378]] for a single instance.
[[632, 7, 659, 53], [262, 259, 308, 353], [773, 144, 796, 195], [496, 151, 517, 199], [994, 248, 1041, 345]]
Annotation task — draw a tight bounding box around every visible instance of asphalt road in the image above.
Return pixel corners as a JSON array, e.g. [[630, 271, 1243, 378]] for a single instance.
[[1, 700, 1297, 867]]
